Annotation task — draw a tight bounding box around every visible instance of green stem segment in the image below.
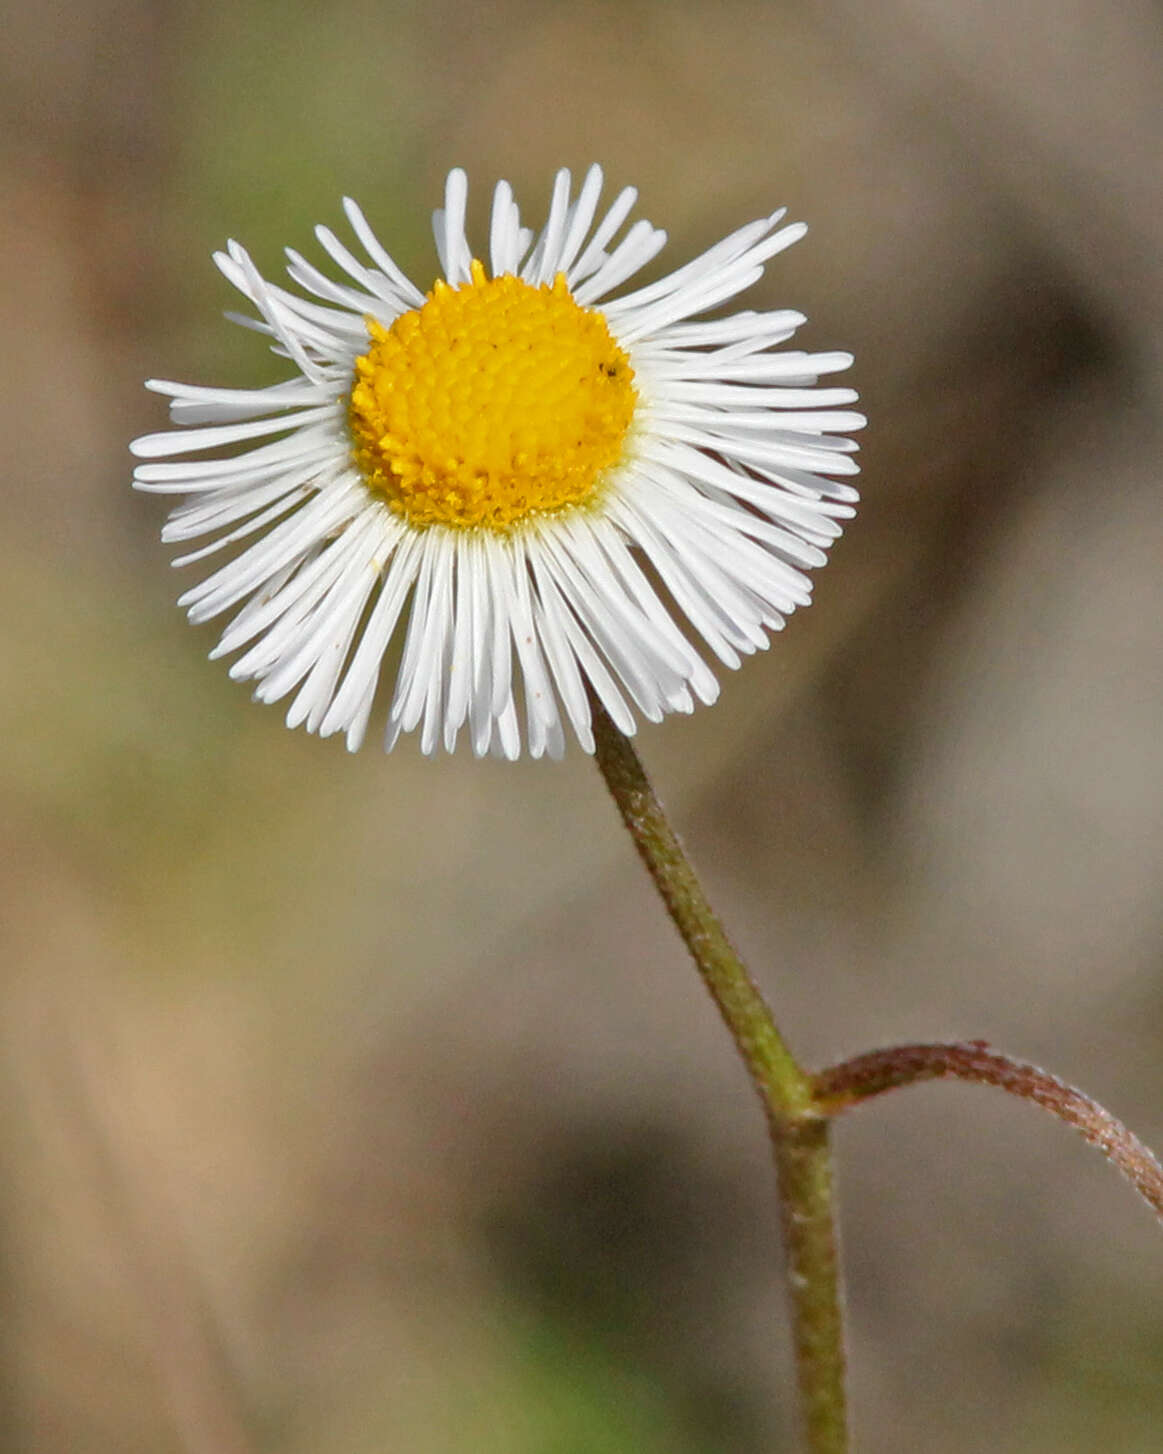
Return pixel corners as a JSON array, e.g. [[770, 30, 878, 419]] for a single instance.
[[590, 703, 848, 1454], [772, 1117, 847, 1452]]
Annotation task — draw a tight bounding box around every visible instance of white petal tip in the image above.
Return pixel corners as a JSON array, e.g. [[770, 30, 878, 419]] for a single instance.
[[128, 433, 172, 459]]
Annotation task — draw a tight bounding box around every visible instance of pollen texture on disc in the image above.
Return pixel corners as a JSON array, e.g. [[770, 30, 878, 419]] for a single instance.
[[348, 260, 637, 531]]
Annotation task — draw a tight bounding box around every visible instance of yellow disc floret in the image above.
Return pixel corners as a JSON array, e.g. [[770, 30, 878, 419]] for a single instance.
[[348, 259, 636, 531]]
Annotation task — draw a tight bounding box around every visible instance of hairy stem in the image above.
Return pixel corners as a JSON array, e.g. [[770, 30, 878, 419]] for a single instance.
[[815, 1040, 1163, 1221], [590, 703, 847, 1453]]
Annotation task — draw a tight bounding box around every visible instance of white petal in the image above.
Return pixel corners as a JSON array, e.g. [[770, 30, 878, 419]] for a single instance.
[[321, 531, 424, 736], [567, 185, 640, 287], [570, 219, 668, 306], [489, 180, 523, 277], [433, 167, 472, 286], [527, 168, 573, 285], [341, 198, 425, 306], [554, 165, 605, 279]]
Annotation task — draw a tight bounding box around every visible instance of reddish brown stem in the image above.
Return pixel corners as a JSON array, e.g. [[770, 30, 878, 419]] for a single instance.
[[813, 1040, 1163, 1221]]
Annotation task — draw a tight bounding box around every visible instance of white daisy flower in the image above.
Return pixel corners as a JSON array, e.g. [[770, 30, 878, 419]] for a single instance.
[[131, 167, 864, 759]]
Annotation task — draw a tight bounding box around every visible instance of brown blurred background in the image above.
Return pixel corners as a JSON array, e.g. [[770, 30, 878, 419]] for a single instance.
[[2, 1, 1162, 1450]]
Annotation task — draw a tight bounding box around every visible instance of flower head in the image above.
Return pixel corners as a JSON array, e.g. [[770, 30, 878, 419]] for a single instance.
[[131, 167, 863, 758]]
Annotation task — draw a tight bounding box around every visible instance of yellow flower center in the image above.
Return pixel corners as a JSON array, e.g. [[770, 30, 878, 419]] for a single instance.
[[348, 260, 636, 531]]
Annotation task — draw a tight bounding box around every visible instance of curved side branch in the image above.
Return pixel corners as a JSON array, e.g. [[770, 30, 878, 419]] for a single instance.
[[813, 1040, 1163, 1222]]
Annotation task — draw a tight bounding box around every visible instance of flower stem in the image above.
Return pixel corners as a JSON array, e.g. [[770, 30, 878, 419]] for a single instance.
[[589, 702, 847, 1453]]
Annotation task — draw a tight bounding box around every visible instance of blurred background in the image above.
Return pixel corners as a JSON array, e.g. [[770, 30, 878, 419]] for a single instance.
[[2, 1, 1162, 1449]]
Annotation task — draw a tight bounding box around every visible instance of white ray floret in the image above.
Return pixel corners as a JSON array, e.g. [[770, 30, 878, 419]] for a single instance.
[[131, 166, 864, 759]]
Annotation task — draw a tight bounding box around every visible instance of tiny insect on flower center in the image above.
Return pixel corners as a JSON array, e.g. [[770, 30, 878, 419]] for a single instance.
[[348, 260, 636, 531]]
